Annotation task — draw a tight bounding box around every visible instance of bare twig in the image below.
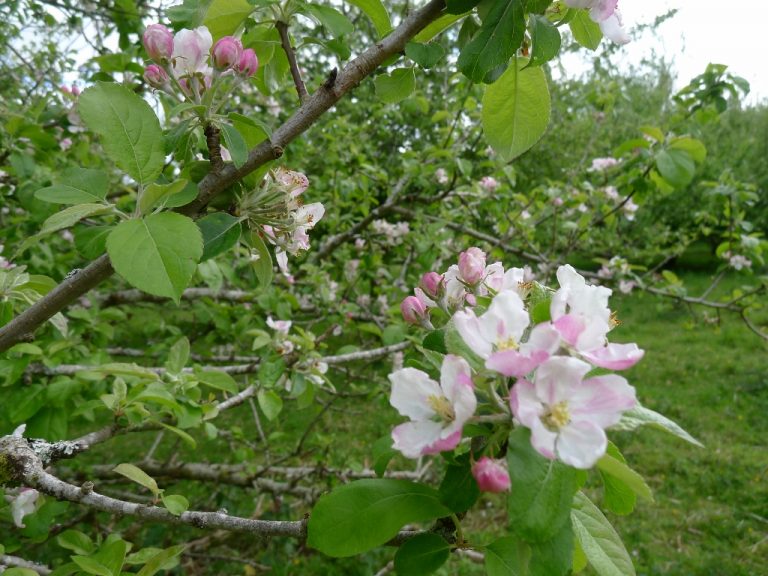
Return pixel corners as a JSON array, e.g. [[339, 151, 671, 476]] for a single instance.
[[276, 20, 308, 102]]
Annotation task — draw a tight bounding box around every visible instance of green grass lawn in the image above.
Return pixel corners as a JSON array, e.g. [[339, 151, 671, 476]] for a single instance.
[[604, 271, 768, 575]]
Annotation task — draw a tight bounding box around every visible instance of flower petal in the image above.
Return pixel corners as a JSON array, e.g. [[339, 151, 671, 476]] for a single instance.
[[453, 309, 492, 358], [440, 355, 477, 426], [530, 418, 558, 460], [509, 379, 542, 428], [392, 421, 444, 458], [534, 356, 592, 406], [388, 368, 441, 421], [582, 342, 644, 370], [569, 375, 637, 428], [556, 420, 607, 469]]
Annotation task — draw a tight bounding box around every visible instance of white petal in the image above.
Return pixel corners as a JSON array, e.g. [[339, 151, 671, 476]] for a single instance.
[[440, 355, 476, 427], [479, 290, 529, 346], [392, 421, 444, 458], [556, 421, 607, 468], [534, 356, 592, 406], [569, 375, 637, 428], [529, 418, 558, 460], [388, 368, 440, 421], [510, 379, 543, 428], [453, 309, 492, 358], [599, 12, 631, 45]]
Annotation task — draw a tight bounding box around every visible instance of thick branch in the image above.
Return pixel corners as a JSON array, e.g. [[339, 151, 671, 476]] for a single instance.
[[0, 0, 447, 353], [0, 555, 51, 575]]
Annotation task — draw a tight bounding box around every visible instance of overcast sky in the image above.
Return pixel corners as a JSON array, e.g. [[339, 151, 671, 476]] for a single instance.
[[605, 0, 767, 104]]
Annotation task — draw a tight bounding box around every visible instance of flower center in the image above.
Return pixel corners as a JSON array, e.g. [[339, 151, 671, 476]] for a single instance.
[[428, 395, 456, 423], [496, 336, 519, 351], [610, 310, 621, 329], [542, 401, 571, 431]]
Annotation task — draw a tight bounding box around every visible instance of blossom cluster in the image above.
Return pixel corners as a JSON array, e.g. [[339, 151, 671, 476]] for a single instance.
[[240, 167, 325, 280], [141, 24, 258, 103], [390, 247, 643, 479], [564, 0, 631, 45]]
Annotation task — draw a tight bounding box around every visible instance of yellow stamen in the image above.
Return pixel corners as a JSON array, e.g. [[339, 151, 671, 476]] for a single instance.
[[610, 311, 621, 329], [496, 336, 519, 351], [542, 401, 571, 431], [428, 395, 455, 423]]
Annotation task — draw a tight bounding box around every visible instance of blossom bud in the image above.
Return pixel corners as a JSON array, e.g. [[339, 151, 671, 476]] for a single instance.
[[400, 296, 427, 325], [212, 36, 243, 70], [458, 247, 486, 285], [236, 48, 259, 77], [70, 85, 81, 96], [144, 64, 169, 88], [419, 272, 444, 300], [479, 176, 499, 193], [143, 24, 174, 62], [472, 457, 510, 493]]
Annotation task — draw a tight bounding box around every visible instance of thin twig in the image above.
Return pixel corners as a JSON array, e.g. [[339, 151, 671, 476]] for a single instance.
[[276, 20, 308, 102]]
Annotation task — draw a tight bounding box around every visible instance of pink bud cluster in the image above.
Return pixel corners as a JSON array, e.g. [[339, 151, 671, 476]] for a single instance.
[[141, 24, 258, 102], [391, 248, 644, 470]]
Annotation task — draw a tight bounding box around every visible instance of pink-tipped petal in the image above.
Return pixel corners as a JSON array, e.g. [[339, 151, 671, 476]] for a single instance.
[[453, 309, 492, 358], [553, 314, 585, 346], [388, 368, 441, 421], [582, 342, 645, 370], [487, 349, 548, 378], [570, 375, 637, 428], [392, 421, 445, 459], [509, 379, 542, 428], [422, 429, 463, 455], [529, 418, 558, 460], [535, 356, 592, 407]]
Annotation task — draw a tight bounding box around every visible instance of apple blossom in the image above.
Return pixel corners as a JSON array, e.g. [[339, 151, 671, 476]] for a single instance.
[[267, 317, 292, 335], [237, 48, 259, 77], [458, 247, 487, 285], [728, 254, 752, 270], [212, 36, 243, 70], [6, 488, 39, 528], [472, 457, 511, 493], [479, 176, 499, 193], [401, 295, 427, 325], [420, 272, 444, 300], [389, 355, 476, 458], [510, 356, 636, 468], [144, 64, 169, 89], [143, 24, 174, 61], [275, 167, 310, 199], [172, 27, 213, 78], [619, 280, 636, 294], [589, 157, 619, 171], [623, 198, 639, 220], [435, 168, 449, 185]]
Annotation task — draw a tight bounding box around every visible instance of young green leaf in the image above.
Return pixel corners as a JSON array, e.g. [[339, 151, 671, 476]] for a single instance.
[[202, 0, 253, 39], [393, 533, 450, 575], [526, 15, 561, 68], [197, 212, 242, 261], [344, 0, 391, 37], [194, 369, 239, 394], [113, 463, 161, 496], [257, 389, 283, 421], [248, 231, 273, 287], [374, 68, 416, 104], [139, 179, 189, 215], [135, 544, 186, 576], [484, 536, 531, 576], [78, 82, 164, 185], [307, 479, 451, 557], [614, 404, 704, 447], [106, 212, 203, 303], [219, 123, 249, 168], [35, 167, 109, 204], [166, 336, 190, 374], [569, 10, 602, 51], [161, 494, 190, 516]]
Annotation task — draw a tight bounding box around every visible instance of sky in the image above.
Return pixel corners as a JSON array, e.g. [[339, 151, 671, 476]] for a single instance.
[[599, 0, 768, 104]]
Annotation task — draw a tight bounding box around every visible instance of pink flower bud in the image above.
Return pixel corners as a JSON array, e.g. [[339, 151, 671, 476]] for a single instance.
[[60, 85, 71, 94], [401, 296, 427, 325], [143, 24, 174, 62], [458, 247, 486, 285], [552, 197, 564, 207], [472, 457, 510, 493], [419, 272, 444, 300], [236, 48, 259, 77], [71, 85, 81, 96], [212, 36, 243, 70], [144, 64, 169, 88]]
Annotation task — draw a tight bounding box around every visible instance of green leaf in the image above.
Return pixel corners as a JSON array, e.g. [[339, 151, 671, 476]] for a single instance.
[[161, 493, 189, 516], [4, 569, 40, 576], [374, 67, 416, 104], [344, 0, 391, 37], [139, 179, 189, 215], [57, 529, 95, 555], [304, 4, 354, 37], [484, 536, 530, 576], [597, 452, 653, 503], [457, 0, 525, 83], [526, 15, 561, 68], [78, 82, 164, 185], [75, 225, 113, 259], [447, 0, 482, 14], [669, 136, 706, 163], [70, 557, 112, 576], [482, 57, 551, 161], [113, 463, 161, 496], [439, 462, 480, 513], [166, 337, 190, 374], [93, 538, 127, 576], [598, 443, 636, 515], [414, 12, 467, 43], [248, 231, 273, 286], [198, 212, 242, 261], [615, 404, 703, 447], [41, 203, 113, 235], [571, 492, 636, 576], [257, 389, 283, 421], [529, 521, 574, 576], [372, 435, 397, 477], [219, 123, 248, 168], [135, 545, 186, 576], [194, 369, 239, 393], [202, 0, 253, 39], [107, 212, 203, 303], [422, 330, 447, 354], [35, 167, 109, 204], [393, 533, 450, 575], [507, 427, 577, 542], [569, 10, 602, 51], [405, 42, 445, 69], [160, 423, 198, 449], [307, 479, 451, 557], [655, 148, 695, 188]]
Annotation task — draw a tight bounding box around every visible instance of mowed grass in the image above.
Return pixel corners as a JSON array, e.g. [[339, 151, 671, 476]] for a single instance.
[[606, 271, 768, 575]]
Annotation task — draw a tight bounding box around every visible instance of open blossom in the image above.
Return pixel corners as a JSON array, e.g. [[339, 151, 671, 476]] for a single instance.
[[275, 167, 309, 199], [267, 317, 291, 335], [389, 355, 476, 458], [479, 176, 499, 193], [455, 291, 559, 377], [435, 168, 449, 185], [728, 254, 752, 270], [622, 198, 639, 220], [589, 157, 619, 172], [172, 27, 213, 78], [6, 488, 40, 528], [564, 0, 630, 44], [551, 265, 644, 370], [510, 356, 636, 468], [472, 457, 511, 493]]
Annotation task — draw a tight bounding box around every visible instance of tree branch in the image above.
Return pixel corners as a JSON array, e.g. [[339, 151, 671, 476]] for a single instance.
[[276, 20, 308, 102], [0, 0, 447, 353], [0, 554, 51, 575]]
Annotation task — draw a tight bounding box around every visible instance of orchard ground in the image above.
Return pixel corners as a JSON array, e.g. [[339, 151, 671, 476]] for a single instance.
[[58, 270, 766, 576]]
